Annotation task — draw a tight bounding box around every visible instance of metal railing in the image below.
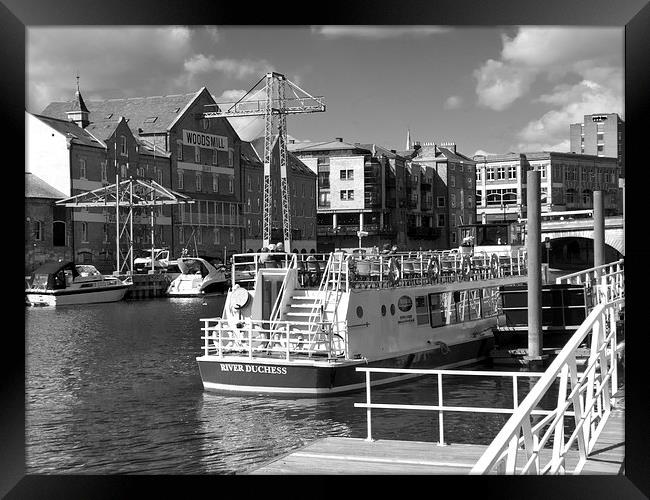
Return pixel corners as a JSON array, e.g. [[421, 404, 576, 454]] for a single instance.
[[471, 297, 624, 474], [354, 368, 552, 445], [556, 259, 624, 307], [200, 317, 347, 360]]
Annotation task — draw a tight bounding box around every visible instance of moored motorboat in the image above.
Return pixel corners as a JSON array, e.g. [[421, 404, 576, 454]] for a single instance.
[[25, 262, 131, 306], [196, 248, 528, 398], [166, 257, 228, 297]]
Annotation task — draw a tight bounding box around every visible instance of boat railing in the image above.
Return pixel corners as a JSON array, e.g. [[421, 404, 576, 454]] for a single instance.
[[346, 250, 527, 289], [355, 367, 551, 445], [555, 259, 624, 307], [231, 253, 331, 289], [269, 252, 298, 327], [200, 317, 348, 360], [471, 297, 624, 474]]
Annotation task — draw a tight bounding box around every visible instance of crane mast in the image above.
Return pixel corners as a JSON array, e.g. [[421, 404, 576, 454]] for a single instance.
[[204, 72, 325, 252]]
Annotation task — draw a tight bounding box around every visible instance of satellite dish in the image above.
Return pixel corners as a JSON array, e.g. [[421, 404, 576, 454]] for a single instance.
[[231, 286, 250, 309]]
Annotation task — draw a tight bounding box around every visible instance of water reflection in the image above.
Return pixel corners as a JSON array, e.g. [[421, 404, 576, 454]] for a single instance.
[[26, 296, 561, 475]]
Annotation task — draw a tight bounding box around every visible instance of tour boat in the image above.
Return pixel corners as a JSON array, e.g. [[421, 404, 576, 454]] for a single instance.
[[25, 262, 131, 306], [166, 257, 228, 297], [195, 248, 528, 397]]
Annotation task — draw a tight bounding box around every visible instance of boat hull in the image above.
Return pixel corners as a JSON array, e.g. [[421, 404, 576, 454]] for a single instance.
[[196, 336, 494, 398], [25, 285, 130, 306]]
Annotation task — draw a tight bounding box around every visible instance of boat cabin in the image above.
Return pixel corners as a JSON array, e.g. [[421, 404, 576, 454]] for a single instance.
[[28, 262, 104, 290]]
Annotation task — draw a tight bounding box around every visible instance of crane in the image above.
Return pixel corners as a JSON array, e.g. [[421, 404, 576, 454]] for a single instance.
[[203, 72, 325, 252]]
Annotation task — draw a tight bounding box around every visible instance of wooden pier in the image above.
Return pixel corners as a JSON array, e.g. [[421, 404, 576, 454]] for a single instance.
[[119, 273, 172, 299], [248, 408, 624, 475]]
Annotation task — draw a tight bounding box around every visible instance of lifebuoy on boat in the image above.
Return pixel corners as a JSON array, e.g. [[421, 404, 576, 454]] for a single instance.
[[427, 255, 440, 282], [489, 253, 499, 278], [436, 341, 450, 356], [461, 255, 472, 279], [388, 257, 401, 286]]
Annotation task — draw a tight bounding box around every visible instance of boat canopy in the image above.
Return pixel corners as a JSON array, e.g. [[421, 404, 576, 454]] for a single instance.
[[31, 261, 79, 278], [177, 258, 216, 278]]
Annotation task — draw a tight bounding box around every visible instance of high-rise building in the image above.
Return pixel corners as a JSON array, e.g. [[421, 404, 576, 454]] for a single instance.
[[570, 113, 624, 178]]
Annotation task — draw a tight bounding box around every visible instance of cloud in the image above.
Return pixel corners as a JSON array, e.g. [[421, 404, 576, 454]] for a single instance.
[[473, 149, 498, 158], [444, 95, 463, 110], [27, 26, 196, 112], [184, 55, 273, 80], [473, 27, 623, 152], [312, 25, 450, 39]]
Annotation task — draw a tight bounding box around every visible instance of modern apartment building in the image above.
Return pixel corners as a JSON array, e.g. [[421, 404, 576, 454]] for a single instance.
[[472, 152, 621, 223], [570, 113, 624, 178]]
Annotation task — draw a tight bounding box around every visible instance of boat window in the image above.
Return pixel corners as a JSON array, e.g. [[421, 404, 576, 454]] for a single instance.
[[381, 305, 386, 316], [428, 293, 446, 327], [398, 296, 412, 312], [415, 295, 429, 325], [356, 306, 364, 318], [482, 286, 500, 317], [390, 304, 395, 316]]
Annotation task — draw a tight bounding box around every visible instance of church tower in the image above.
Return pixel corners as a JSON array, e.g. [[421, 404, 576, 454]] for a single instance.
[[66, 75, 90, 129]]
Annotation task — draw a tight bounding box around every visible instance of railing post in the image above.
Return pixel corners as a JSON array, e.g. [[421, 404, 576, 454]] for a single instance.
[[437, 372, 446, 446], [365, 370, 373, 441]]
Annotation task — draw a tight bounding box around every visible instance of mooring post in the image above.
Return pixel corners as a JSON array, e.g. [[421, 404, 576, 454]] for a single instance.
[[593, 190, 605, 274], [525, 170, 544, 365]]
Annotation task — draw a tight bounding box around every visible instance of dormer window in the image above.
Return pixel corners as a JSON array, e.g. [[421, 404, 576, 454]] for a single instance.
[[143, 117, 158, 124], [120, 135, 127, 156]]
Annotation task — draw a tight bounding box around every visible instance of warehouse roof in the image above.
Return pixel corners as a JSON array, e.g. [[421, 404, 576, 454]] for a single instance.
[[25, 172, 67, 199], [31, 114, 105, 149]]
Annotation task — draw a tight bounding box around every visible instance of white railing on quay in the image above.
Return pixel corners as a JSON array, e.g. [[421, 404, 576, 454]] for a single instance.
[[200, 317, 348, 361], [556, 259, 624, 307], [471, 297, 624, 475], [354, 368, 559, 446]]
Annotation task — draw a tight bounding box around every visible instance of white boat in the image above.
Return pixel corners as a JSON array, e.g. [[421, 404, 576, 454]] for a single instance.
[[195, 248, 528, 398], [25, 262, 131, 306], [166, 257, 229, 297]]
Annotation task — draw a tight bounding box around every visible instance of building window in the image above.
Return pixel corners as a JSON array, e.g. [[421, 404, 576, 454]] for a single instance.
[[475, 191, 482, 206], [497, 167, 506, 180], [451, 233, 457, 244], [247, 175, 252, 191], [340, 169, 354, 180], [450, 176, 455, 188], [467, 196, 473, 208], [212, 149, 218, 165], [597, 145, 604, 154], [437, 196, 446, 208], [213, 174, 219, 192], [195, 146, 201, 164], [103, 223, 109, 243], [230, 204, 236, 224], [157, 169, 163, 184], [228, 177, 233, 193], [120, 136, 127, 156], [340, 190, 354, 200], [508, 166, 517, 179], [32, 220, 42, 241], [100, 161, 107, 182], [539, 165, 547, 179], [450, 193, 456, 208], [486, 167, 495, 181], [120, 164, 128, 178], [177, 143, 183, 161], [178, 170, 184, 189], [196, 172, 202, 191], [213, 228, 220, 245], [196, 227, 203, 244], [81, 222, 88, 242], [229, 229, 235, 245], [228, 149, 234, 167], [476, 168, 482, 182], [179, 226, 184, 244], [437, 214, 445, 227], [79, 158, 87, 179], [467, 176, 473, 188]]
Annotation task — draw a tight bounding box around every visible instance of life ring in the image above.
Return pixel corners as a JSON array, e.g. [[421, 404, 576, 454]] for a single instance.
[[436, 341, 450, 356], [427, 255, 440, 282], [489, 253, 499, 278], [461, 256, 472, 279], [387, 257, 401, 286]]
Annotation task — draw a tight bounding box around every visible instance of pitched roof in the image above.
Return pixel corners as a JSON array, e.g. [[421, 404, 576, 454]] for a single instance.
[[41, 89, 207, 136], [436, 147, 476, 164], [31, 113, 105, 149], [70, 90, 89, 113], [249, 137, 315, 177], [25, 172, 67, 199], [288, 139, 370, 153]]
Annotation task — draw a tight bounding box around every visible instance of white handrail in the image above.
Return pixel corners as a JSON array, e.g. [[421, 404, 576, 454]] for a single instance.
[[471, 297, 624, 475], [556, 259, 624, 285]]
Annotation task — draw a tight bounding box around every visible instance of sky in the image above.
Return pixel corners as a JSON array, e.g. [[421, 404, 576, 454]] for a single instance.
[[26, 25, 624, 157]]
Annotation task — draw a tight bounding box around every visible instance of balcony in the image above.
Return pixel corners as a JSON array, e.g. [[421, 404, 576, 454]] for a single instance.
[[317, 224, 396, 237]]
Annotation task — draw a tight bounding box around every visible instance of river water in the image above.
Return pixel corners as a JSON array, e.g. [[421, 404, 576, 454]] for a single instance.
[[25, 295, 556, 475]]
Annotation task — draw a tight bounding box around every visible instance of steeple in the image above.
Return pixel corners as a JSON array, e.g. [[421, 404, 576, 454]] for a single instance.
[[406, 128, 412, 150], [66, 73, 90, 129]]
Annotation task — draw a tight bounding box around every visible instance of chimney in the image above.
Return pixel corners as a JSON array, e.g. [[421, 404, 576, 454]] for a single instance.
[[289, 139, 295, 144], [335, 137, 343, 142]]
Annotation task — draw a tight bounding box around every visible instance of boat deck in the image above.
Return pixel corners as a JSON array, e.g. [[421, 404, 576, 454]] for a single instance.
[[247, 409, 624, 475]]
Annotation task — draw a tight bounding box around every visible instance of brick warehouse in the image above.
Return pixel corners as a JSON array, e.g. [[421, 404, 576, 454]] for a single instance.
[[29, 85, 317, 271]]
